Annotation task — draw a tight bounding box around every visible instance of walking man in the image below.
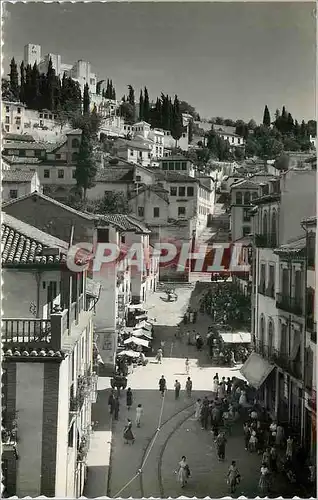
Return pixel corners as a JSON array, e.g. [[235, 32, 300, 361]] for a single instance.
[[159, 375, 166, 397], [114, 396, 120, 421], [186, 377, 192, 398], [175, 380, 181, 399]]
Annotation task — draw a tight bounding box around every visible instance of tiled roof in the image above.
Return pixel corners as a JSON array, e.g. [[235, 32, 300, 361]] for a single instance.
[[129, 184, 170, 203], [95, 214, 150, 233], [66, 129, 83, 136], [95, 167, 134, 182], [86, 278, 102, 298], [45, 139, 67, 153], [275, 236, 306, 255], [302, 215, 317, 226], [152, 170, 196, 183], [3, 142, 47, 151], [2, 155, 42, 165], [2, 170, 36, 183], [230, 179, 259, 190], [116, 138, 152, 150], [3, 347, 65, 359], [2, 213, 69, 266], [2, 191, 95, 220], [160, 155, 188, 162], [3, 133, 35, 143]]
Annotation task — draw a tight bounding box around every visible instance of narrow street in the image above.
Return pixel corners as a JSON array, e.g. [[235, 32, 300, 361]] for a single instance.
[[85, 284, 296, 498]]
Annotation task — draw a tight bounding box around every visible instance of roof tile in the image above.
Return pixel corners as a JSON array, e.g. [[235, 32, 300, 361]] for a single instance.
[[2, 170, 36, 183]]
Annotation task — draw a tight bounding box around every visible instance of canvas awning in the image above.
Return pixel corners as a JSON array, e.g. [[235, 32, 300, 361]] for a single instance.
[[135, 320, 153, 331], [290, 330, 301, 360], [117, 350, 140, 359], [240, 352, 275, 389], [132, 328, 153, 339], [123, 336, 149, 348], [220, 332, 251, 344], [128, 303, 145, 310]]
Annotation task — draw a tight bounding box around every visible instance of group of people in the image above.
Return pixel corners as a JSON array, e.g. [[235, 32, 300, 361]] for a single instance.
[[108, 387, 144, 444], [200, 283, 251, 326]]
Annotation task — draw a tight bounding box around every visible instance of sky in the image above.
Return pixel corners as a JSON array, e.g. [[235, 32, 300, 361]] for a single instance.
[[3, 1, 316, 123]]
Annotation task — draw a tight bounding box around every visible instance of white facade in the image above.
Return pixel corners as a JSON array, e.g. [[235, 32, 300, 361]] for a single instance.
[[2, 101, 25, 134], [23, 43, 41, 67]]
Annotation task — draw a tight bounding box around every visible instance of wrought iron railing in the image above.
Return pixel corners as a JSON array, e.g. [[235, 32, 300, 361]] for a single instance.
[[2, 319, 51, 343], [265, 284, 275, 298], [258, 284, 266, 295], [254, 340, 302, 379], [2, 416, 17, 446], [276, 293, 303, 316], [70, 371, 97, 413], [255, 232, 277, 248]]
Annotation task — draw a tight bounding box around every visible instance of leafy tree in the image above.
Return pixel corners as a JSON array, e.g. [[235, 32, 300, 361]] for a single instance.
[[2, 78, 16, 101], [188, 119, 194, 143], [283, 136, 300, 152], [139, 89, 144, 121], [179, 100, 200, 120], [274, 154, 290, 171], [247, 119, 257, 130], [9, 57, 19, 100], [119, 101, 135, 123], [75, 127, 97, 199], [262, 105, 271, 127], [234, 147, 245, 160], [235, 120, 249, 139], [258, 135, 283, 161], [245, 137, 261, 157], [69, 109, 102, 137], [213, 117, 225, 125], [83, 83, 90, 114], [65, 191, 129, 215], [143, 86, 150, 122], [307, 120, 317, 137], [224, 118, 236, 127]]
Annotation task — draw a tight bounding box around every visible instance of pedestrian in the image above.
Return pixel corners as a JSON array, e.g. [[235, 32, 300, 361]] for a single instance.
[[212, 377, 219, 398], [135, 404, 143, 428], [239, 389, 247, 406], [114, 396, 120, 421], [175, 455, 190, 488], [185, 357, 190, 374], [195, 399, 202, 420], [226, 377, 232, 395], [174, 380, 181, 399], [193, 310, 197, 323], [215, 431, 227, 460], [243, 422, 251, 451], [201, 400, 209, 430], [159, 375, 166, 397], [217, 383, 225, 399], [286, 436, 293, 460], [269, 445, 278, 472], [227, 460, 240, 494], [108, 391, 115, 415], [276, 424, 285, 448], [186, 331, 191, 345], [262, 448, 270, 467], [248, 430, 258, 452], [156, 348, 163, 364], [258, 463, 271, 494], [123, 418, 135, 444], [186, 377, 192, 397], [126, 387, 133, 411]]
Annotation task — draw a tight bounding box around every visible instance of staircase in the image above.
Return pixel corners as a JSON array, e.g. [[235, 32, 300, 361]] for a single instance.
[[205, 201, 231, 244]]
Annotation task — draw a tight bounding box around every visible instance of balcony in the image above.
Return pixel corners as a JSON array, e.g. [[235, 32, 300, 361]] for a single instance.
[[258, 283, 266, 295], [265, 284, 275, 298], [70, 371, 97, 413], [254, 341, 302, 379], [276, 294, 303, 316], [255, 232, 277, 248], [2, 417, 17, 450]]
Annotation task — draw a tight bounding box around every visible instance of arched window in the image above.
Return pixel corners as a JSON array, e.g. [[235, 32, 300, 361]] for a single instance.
[[72, 138, 80, 148], [259, 315, 265, 348], [271, 209, 277, 247], [268, 319, 274, 356], [244, 191, 251, 205], [236, 191, 242, 204], [72, 152, 78, 162], [263, 211, 268, 235]]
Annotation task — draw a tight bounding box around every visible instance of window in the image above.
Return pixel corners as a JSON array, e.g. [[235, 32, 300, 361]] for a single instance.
[[238, 138, 241, 145], [268, 320, 274, 354], [294, 270, 302, 302], [153, 207, 160, 218], [178, 186, 186, 197], [231, 137, 234, 143], [19, 149, 26, 157], [97, 228, 109, 243], [5, 116, 10, 124], [148, 153, 151, 159], [9, 189, 18, 199], [243, 191, 251, 205], [136, 175, 141, 182], [175, 162, 181, 170], [44, 114, 48, 119], [263, 212, 268, 234], [235, 191, 242, 204], [55, 153, 61, 160], [281, 268, 289, 296], [280, 322, 288, 354], [181, 162, 187, 171], [252, 191, 258, 200], [271, 210, 277, 246], [169, 162, 174, 170], [259, 315, 265, 344], [58, 169, 64, 179], [49, 114, 52, 120], [243, 208, 251, 222], [121, 235, 126, 244], [138, 207, 144, 217], [72, 138, 80, 148], [5, 106, 9, 113], [187, 186, 194, 197], [44, 169, 50, 178], [16, 117, 21, 125], [259, 263, 266, 293], [139, 151, 142, 158], [72, 170, 76, 179], [170, 187, 177, 196], [5, 125, 9, 132], [90, 78, 95, 85], [242, 226, 250, 236], [267, 265, 275, 297], [39, 113, 43, 118], [178, 206, 186, 217], [162, 162, 168, 170], [72, 152, 78, 162]]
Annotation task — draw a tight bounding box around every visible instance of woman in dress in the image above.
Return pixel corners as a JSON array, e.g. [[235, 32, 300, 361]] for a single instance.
[[248, 430, 258, 452], [227, 460, 240, 494], [126, 387, 133, 411], [175, 456, 190, 488], [123, 418, 135, 444], [195, 399, 202, 420], [212, 377, 219, 398], [215, 431, 227, 461], [258, 463, 271, 494]]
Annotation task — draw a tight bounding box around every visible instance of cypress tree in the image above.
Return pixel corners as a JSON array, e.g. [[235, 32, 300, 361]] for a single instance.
[[19, 61, 26, 104], [144, 86, 150, 122], [139, 89, 144, 121], [9, 57, 19, 100], [171, 95, 183, 145], [46, 57, 56, 111], [75, 127, 97, 199], [287, 113, 294, 134], [262, 105, 271, 127], [111, 87, 116, 100], [24, 64, 32, 107], [83, 83, 90, 114], [30, 62, 40, 109], [106, 79, 110, 98], [128, 85, 135, 106]]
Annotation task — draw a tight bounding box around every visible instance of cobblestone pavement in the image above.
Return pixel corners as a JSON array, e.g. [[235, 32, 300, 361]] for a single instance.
[[88, 286, 296, 498]]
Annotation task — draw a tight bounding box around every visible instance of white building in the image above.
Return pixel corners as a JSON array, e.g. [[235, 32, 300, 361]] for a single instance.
[[2, 169, 41, 202], [2, 101, 26, 134]]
